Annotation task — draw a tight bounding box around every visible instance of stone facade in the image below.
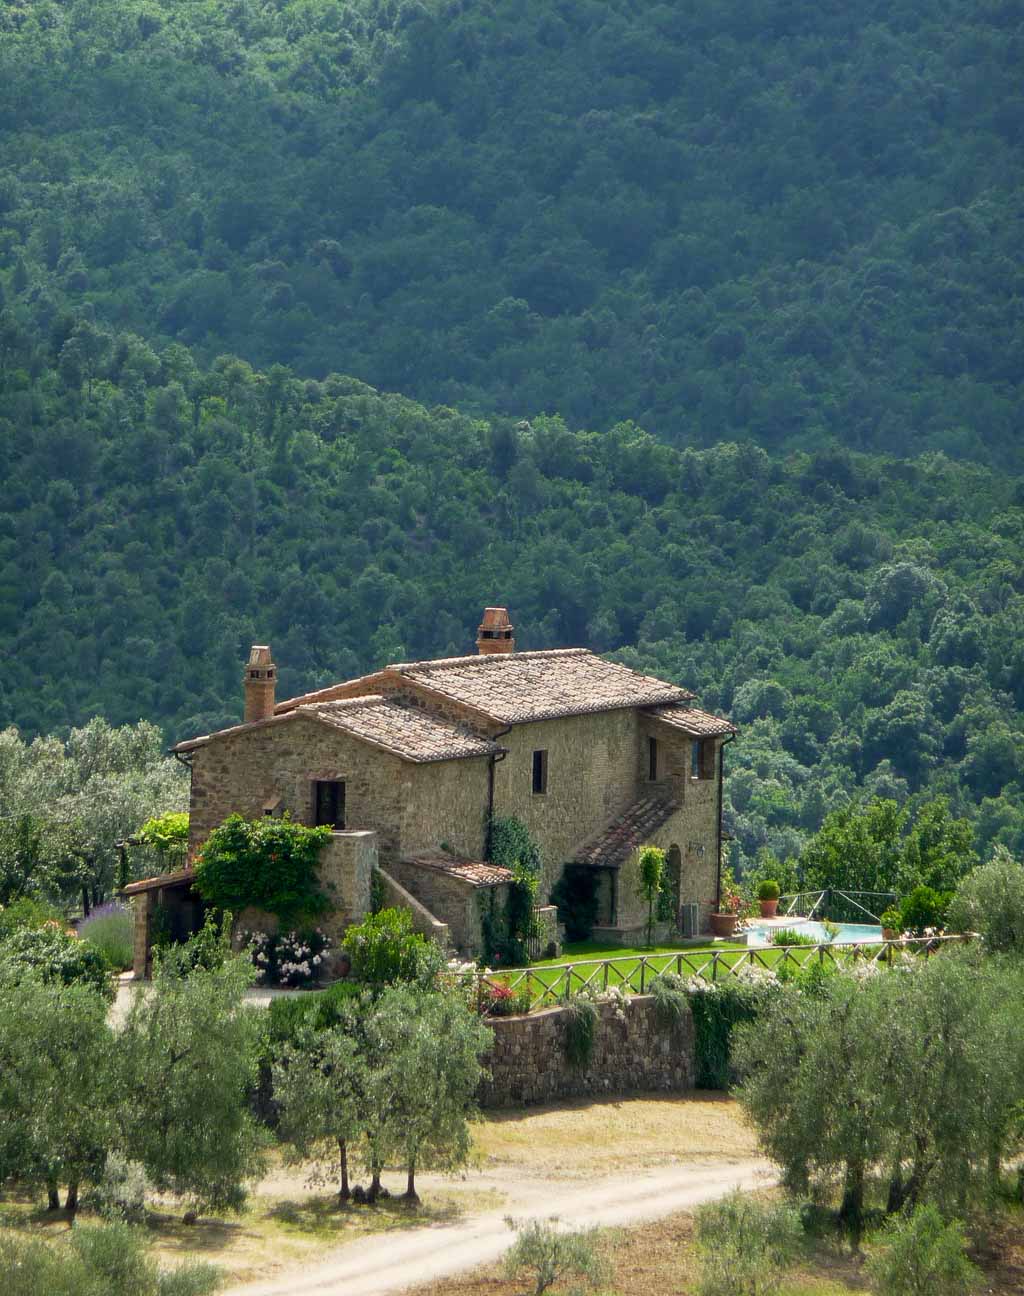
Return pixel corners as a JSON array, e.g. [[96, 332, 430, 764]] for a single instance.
[[477, 994, 695, 1108], [174, 630, 732, 955], [387, 858, 510, 958]]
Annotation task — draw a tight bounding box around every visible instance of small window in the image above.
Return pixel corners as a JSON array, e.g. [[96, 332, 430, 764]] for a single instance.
[[691, 739, 716, 780], [648, 736, 659, 781], [532, 749, 548, 795], [314, 780, 346, 829]]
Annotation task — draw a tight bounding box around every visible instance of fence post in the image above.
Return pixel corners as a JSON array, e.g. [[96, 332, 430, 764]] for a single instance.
[[640, 957, 647, 993], [603, 961, 609, 991], [711, 953, 719, 983]]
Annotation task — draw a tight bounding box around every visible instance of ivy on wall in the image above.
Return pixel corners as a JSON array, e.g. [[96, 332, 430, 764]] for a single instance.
[[482, 816, 543, 966]]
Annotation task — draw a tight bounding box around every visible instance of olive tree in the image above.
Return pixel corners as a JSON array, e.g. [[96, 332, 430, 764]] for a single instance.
[[273, 1022, 367, 1204], [695, 1191, 803, 1296], [733, 973, 887, 1244], [946, 848, 1024, 954], [0, 967, 116, 1211], [116, 942, 264, 1216], [367, 984, 492, 1202]]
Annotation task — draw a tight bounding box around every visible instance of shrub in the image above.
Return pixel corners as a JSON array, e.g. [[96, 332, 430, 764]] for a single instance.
[[946, 849, 1024, 953], [650, 971, 691, 1028], [264, 979, 365, 1054], [242, 927, 331, 987], [480, 981, 531, 1017], [344, 907, 439, 986], [695, 1191, 802, 1296], [900, 886, 950, 935], [0, 896, 63, 937], [561, 994, 598, 1069], [137, 812, 190, 852], [880, 906, 904, 931], [757, 879, 781, 901], [0, 923, 113, 1000], [193, 814, 330, 921], [502, 1217, 610, 1295], [91, 1154, 150, 1223], [770, 926, 816, 946], [865, 1204, 980, 1296], [689, 980, 777, 1089], [0, 1219, 223, 1295], [79, 901, 133, 971]]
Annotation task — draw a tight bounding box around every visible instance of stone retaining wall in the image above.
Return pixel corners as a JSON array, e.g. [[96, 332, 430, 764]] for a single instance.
[[478, 994, 694, 1108]]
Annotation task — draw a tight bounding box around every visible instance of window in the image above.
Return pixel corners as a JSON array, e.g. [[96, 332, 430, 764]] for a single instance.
[[691, 739, 716, 780], [648, 736, 659, 781], [532, 749, 548, 795], [314, 780, 346, 829]]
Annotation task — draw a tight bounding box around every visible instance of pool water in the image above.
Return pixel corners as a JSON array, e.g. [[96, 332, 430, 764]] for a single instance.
[[746, 920, 884, 947]]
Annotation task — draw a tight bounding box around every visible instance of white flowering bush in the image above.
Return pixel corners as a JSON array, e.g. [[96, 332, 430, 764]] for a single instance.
[[240, 927, 331, 987]]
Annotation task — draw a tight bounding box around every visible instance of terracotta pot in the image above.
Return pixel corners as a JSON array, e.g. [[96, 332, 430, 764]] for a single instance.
[[882, 928, 898, 942], [759, 899, 779, 918], [710, 912, 738, 938]]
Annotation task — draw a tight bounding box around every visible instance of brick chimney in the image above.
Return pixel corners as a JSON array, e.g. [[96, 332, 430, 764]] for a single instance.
[[476, 607, 515, 655], [244, 645, 276, 721]]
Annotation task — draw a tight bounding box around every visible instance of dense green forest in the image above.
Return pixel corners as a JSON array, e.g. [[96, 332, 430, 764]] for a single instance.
[[1, 0, 1022, 872], [2, 298, 1022, 867], [1, 0, 1021, 459]]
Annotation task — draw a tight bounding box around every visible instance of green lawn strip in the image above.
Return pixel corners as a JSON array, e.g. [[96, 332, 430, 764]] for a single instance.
[[490, 939, 829, 1006]]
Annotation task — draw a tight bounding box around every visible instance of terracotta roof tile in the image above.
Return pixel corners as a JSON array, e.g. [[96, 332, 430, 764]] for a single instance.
[[648, 705, 737, 737], [308, 697, 499, 762], [384, 649, 693, 724], [571, 797, 679, 870], [173, 696, 499, 763], [402, 851, 514, 887], [121, 867, 196, 895]]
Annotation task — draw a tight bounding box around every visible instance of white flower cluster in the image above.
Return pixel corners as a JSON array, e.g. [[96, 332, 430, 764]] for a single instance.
[[240, 929, 272, 982], [276, 928, 332, 987]]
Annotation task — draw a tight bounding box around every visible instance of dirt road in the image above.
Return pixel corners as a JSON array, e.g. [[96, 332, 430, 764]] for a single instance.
[[224, 1158, 773, 1296]]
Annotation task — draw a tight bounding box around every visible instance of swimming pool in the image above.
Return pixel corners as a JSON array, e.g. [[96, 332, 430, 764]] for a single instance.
[[746, 920, 884, 947]]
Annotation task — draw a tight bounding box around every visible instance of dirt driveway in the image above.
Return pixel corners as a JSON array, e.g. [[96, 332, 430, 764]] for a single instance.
[[222, 1095, 771, 1296]]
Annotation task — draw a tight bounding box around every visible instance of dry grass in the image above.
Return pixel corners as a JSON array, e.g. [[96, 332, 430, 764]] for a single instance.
[[472, 1093, 758, 1178], [410, 1194, 1024, 1296]]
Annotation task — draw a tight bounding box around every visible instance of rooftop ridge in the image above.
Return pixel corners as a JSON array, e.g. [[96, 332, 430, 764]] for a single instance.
[[389, 647, 590, 673], [302, 695, 387, 712]]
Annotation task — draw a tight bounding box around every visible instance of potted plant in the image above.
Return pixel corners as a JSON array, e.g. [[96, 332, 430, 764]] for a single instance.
[[710, 872, 743, 938], [757, 879, 781, 918], [880, 907, 903, 942]]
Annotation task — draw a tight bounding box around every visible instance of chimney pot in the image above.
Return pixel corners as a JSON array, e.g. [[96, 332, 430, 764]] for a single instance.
[[244, 644, 277, 721], [477, 607, 515, 655]]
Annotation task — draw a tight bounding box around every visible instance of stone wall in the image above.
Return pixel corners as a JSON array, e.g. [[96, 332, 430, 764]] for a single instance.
[[376, 867, 450, 945], [387, 859, 510, 957], [188, 716, 410, 860], [493, 709, 641, 899], [478, 994, 694, 1108], [399, 755, 491, 862]]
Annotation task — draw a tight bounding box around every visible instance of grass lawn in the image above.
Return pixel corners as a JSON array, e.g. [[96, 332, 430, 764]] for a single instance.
[[492, 937, 831, 1006]]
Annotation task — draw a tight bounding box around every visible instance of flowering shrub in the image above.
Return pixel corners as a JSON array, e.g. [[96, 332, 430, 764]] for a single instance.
[[717, 865, 743, 915], [241, 927, 331, 988], [479, 980, 531, 1017]]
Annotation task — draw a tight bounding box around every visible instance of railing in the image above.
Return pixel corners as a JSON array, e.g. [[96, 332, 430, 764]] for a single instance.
[[777, 888, 897, 923], [480, 934, 971, 1017]]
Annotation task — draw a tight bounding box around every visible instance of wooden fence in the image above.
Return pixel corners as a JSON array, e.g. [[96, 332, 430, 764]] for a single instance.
[[481, 934, 971, 1016]]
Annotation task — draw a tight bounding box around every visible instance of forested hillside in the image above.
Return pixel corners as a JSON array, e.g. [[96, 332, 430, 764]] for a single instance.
[[1, 0, 1021, 459], [2, 301, 1023, 866]]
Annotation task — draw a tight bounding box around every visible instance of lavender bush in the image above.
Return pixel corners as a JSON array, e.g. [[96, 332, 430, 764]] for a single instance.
[[78, 902, 133, 972]]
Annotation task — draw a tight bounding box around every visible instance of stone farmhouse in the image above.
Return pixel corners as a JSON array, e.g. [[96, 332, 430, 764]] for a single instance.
[[126, 608, 736, 973]]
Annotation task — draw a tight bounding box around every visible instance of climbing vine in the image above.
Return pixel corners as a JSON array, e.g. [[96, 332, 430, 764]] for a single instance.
[[193, 814, 330, 921], [483, 816, 543, 966]]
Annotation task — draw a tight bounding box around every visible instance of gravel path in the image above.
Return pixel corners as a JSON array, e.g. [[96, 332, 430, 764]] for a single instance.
[[223, 1158, 773, 1296]]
